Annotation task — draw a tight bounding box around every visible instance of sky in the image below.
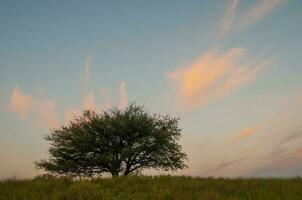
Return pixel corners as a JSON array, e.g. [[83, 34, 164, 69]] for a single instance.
[[0, 0, 302, 179]]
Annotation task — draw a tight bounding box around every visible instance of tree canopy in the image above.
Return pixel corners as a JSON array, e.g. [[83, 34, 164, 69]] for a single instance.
[[36, 104, 187, 177]]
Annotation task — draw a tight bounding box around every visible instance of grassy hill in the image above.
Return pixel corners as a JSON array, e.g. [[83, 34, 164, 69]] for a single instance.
[[1, 175, 302, 200]]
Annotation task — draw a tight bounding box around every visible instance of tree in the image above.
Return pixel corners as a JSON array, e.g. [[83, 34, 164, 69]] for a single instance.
[[36, 103, 187, 177]]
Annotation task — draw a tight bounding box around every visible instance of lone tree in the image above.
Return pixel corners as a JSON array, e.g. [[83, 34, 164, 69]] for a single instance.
[[36, 104, 187, 177]]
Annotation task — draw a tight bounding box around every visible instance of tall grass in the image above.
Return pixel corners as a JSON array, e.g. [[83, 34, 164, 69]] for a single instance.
[[1, 175, 301, 200]]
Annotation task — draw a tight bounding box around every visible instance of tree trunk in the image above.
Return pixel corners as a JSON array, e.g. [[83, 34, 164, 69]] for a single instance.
[[111, 170, 119, 177], [123, 163, 131, 176], [123, 170, 130, 176]]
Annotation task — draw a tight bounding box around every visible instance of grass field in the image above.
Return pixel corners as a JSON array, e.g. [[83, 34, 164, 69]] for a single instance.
[[1, 175, 302, 200]]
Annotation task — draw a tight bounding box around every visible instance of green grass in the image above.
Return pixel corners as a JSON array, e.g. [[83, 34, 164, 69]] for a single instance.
[[1, 175, 302, 200]]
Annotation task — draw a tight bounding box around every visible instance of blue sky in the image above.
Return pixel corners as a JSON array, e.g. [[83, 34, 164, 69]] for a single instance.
[[1, 0, 302, 178]]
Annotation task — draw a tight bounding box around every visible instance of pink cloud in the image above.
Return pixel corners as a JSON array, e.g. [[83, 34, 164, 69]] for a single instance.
[[231, 125, 262, 143], [9, 84, 33, 118], [65, 107, 82, 123], [36, 100, 60, 129], [100, 88, 112, 110], [119, 81, 128, 110], [9, 83, 60, 129], [167, 48, 271, 109], [83, 91, 97, 111]]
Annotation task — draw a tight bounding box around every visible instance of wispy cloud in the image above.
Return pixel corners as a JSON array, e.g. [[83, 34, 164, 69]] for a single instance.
[[230, 125, 261, 143], [65, 107, 82, 123], [82, 55, 92, 89], [166, 0, 284, 110], [269, 146, 288, 158], [10, 84, 33, 118], [100, 88, 113, 110], [218, 0, 285, 38], [83, 91, 97, 111], [119, 81, 128, 110], [80, 57, 129, 111], [36, 100, 60, 129], [277, 129, 302, 146], [167, 48, 271, 109], [8, 55, 130, 128], [9, 84, 60, 129], [206, 157, 245, 174], [217, 0, 239, 39], [248, 147, 302, 177], [81, 56, 98, 111], [236, 0, 284, 30]]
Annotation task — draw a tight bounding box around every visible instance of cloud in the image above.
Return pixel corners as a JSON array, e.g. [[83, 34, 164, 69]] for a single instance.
[[8, 55, 130, 129], [81, 55, 99, 111], [236, 0, 284, 30], [36, 100, 60, 129], [65, 107, 82, 123], [277, 130, 302, 146], [167, 48, 271, 109], [9, 84, 60, 129], [81, 56, 122, 112], [231, 125, 261, 143], [216, 0, 285, 39], [167, 0, 281, 110], [206, 157, 245, 174], [100, 88, 112, 110], [217, 0, 239, 39], [82, 55, 92, 89], [83, 91, 97, 111], [81, 55, 98, 111], [82, 81, 129, 112], [248, 147, 302, 177], [269, 146, 288, 157], [9, 84, 33, 117], [119, 81, 128, 110]]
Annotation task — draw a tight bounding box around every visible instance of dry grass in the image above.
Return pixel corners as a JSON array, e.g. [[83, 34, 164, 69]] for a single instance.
[[1, 175, 302, 200]]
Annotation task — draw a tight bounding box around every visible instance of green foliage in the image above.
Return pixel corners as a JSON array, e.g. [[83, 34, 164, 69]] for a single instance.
[[36, 103, 187, 177], [1, 176, 302, 200]]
